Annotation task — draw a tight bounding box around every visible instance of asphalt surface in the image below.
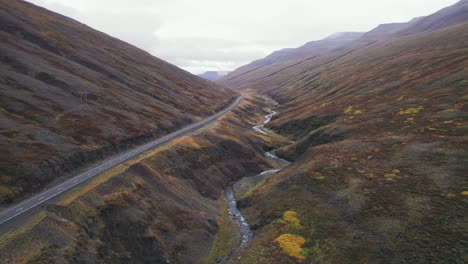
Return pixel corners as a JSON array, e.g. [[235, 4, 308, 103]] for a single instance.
[[0, 97, 241, 226]]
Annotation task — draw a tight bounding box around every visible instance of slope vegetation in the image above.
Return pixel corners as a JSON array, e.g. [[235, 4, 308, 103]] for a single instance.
[[0, 0, 236, 205], [222, 2, 468, 263]]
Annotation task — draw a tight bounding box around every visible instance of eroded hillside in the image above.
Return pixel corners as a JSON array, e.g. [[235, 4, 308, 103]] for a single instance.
[[0, 0, 236, 205]]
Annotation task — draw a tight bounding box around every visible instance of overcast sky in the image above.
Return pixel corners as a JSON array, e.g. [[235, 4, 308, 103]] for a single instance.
[[26, 0, 458, 74]]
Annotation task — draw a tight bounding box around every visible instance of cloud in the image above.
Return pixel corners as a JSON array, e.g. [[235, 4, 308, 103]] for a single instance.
[[79, 10, 163, 51], [150, 37, 268, 72], [26, 0, 459, 74], [27, 0, 163, 51]]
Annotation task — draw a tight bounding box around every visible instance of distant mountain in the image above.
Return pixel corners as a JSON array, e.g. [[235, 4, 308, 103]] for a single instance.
[[218, 0, 468, 91], [0, 0, 236, 204], [219, 32, 364, 87], [396, 0, 468, 36], [286, 32, 365, 60], [261, 32, 365, 64], [198, 71, 230, 81], [360, 22, 410, 41]]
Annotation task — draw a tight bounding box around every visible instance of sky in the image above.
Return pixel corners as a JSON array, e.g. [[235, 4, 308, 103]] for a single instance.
[[25, 0, 459, 74]]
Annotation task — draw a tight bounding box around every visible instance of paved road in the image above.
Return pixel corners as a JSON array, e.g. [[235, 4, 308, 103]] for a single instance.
[[0, 97, 241, 226]]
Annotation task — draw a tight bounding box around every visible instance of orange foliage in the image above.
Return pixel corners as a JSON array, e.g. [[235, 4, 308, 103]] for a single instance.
[[275, 233, 306, 260]]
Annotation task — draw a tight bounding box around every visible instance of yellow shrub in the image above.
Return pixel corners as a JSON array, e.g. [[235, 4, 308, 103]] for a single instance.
[[384, 169, 400, 178], [275, 233, 306, 260], [0, 185, 14, 199], [344, 106, 364, 115], [282, 211, 302, 230], [179, 136, 210, 149], [313, 172, 326, 180], [344, 106, 353, 114], [399, 106, 424, 115], [404, 117, 415, 124]]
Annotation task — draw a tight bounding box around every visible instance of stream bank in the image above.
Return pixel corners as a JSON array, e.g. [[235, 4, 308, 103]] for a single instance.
[[222, 99, 291, 261]]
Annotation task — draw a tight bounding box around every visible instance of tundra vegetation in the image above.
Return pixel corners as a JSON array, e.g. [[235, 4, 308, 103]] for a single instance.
[[0, 0, 467, 263], [218, 1, 468, 263]]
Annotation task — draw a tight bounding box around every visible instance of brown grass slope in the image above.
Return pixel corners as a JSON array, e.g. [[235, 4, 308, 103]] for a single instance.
[[224, 3, 468, 264], [0, 0, 236, 205]]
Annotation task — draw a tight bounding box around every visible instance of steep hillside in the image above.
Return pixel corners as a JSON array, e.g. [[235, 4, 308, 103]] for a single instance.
[[220, 2, 468, 263], [0, 0, 236, 205]]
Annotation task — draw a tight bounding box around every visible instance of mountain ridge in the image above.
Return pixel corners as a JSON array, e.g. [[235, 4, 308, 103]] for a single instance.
[[218, 0, 468, 91]]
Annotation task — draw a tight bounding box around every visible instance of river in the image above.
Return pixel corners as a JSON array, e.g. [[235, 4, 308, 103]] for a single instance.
[[224, 103, 290, 247]]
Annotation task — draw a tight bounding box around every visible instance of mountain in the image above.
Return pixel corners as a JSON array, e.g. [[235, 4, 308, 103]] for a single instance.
[[218, 1, 468, 91], [216, 1, 468, 263], [360, 22, 410, 40], [219, 32, 364, 89], [239, 32, 364, 71], [198, 70, 230, 81], [0, 0, 236, 205], [284, 32, 365, 60], [396, 0, 468, 36]]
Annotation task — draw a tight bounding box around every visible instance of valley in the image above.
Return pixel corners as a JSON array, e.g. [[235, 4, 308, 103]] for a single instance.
[[224, 103, 291, 260], [1, 0, 467, 263], [0, 94, 282, 263]]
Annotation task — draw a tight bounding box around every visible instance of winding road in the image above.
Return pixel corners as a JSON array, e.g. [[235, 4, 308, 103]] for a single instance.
[[0, 97, 241, 226]]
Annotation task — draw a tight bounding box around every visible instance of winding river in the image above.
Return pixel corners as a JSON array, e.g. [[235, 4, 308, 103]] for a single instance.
[[224, 103, 290, 246]]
